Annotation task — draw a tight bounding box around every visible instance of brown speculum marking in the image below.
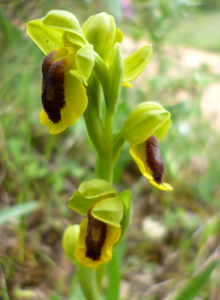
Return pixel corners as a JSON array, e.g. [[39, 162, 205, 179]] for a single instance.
[[85, 209, 107, 261], [41, 51, 66, 124], [146, 135, 164, 185]]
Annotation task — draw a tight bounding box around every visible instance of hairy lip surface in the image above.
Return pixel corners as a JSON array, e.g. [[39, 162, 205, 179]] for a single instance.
[[85, 210, 107, 261], [146, 134, 164, 185], [41, 51, 66, 124]]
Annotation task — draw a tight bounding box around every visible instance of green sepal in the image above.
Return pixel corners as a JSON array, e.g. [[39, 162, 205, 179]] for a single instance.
[[83, 12, 116, 62], [68, 179, 118, 215], [80, 179, 117, 198], [62, 224, 80, 264], [123, 45, 152, 83], [68, 190, 94, 215], [112, 130, 125, 165], [70, 44, 95, 85], [42, 10, 87, 47], [121, 102, 171, 145], [108, 43, 124, 112], [26, 19, 63, 55], [120, 190, 132, 238], [92, 196, 123, 227], [155, 118, 172, 142]]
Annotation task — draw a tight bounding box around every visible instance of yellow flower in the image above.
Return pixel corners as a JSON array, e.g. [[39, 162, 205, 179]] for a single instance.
[[27, 11, 96, 134], [40, 46, 88, 134], [129, 135, 172, 191], [75, 211, 121, 268]]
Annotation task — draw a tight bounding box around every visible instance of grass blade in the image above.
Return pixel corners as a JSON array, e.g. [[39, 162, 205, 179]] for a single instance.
[[172, 260, 218, 300], [50, 292, 62, 300], [3, 278, 10, 300], [0, 201, 40, 226]]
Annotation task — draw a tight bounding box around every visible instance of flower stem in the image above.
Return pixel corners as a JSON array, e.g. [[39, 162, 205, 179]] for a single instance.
[[102, 108, 114, 183], [77, 262, 101, 300], [96, 263, 107, 292]]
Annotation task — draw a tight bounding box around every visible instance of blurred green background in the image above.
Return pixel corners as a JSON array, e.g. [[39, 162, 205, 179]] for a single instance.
[[0, 0, 220, 299]]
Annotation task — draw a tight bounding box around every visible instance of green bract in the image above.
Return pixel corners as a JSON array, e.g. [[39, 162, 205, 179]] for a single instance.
[[119, 190, 132, 238], [82, 12, 116, 62], [123, 45, 153, 84], [108, 42, 124, 111], [121, 102, 171, 145], [70, 44, 95, 85], [68, 179, 118, 215]]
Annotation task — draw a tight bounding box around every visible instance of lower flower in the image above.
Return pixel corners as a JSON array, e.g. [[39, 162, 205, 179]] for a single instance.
[[75, 216, 121, 268], [129, 135, 172, 191]]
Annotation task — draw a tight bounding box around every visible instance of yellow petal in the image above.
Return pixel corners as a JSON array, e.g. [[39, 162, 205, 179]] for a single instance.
[[129, 143, 173, 191], [75, 218, 121, 268], [40, 109, 67, 134], [122, 82, 132, 88], [62, 72, 88, 127]]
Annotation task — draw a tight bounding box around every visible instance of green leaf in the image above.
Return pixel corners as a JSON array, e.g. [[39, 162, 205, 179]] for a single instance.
[[106, 249, 120, 300], [62, 225, 80, 264], [123, 44, 152, 83], [0, 201, 40, 226], [92, 196, 123, 227], [172, 260, 218, 300], [70, 44, 95, 85], [108, 42, 124, 112], [120, 190, 132, 237], [83, 12, 116, 62], [26, 19, 63, 55]]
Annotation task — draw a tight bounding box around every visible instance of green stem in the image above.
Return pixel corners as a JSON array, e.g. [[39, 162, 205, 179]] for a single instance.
[[102, 108, 114, 183], [96, 263, 107, 292], [77, 263, 101, 300]]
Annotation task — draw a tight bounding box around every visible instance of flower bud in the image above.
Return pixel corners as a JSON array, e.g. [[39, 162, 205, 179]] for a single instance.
[[82, 13, 116, 62], [121, 102, 171, 146]]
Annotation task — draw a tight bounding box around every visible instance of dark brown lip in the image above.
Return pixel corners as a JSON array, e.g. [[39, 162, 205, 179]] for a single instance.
[[41, 51, 66, 124]]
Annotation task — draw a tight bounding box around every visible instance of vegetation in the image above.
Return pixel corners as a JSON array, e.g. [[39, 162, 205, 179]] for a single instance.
[[0, 0, 220, 299]]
